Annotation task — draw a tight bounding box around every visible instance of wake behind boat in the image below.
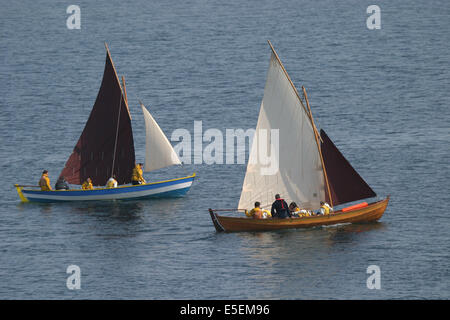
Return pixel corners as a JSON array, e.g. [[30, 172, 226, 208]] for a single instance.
[[209, 41, 389, 232], [15, 43, 195, 202]]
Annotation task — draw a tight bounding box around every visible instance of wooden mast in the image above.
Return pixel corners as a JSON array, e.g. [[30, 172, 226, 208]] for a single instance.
[[122, 76, 128, 104], [104, 42, 126, 177], [302, 86, 333, 208]]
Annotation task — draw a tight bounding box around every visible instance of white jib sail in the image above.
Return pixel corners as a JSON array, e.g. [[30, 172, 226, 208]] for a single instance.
[[140, 102, 182, 172], [238, 52, 325, 211]]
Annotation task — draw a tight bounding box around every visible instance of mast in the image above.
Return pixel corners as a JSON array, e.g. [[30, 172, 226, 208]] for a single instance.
[[104, 42, 132, 119], [302, 86, 333, 207], [122, 76, 128, 104], [111, 88, 123, 179]]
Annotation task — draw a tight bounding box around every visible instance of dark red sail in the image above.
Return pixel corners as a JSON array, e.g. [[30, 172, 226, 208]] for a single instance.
[[321, 129, 376, 206], [60, 45, 135, 186]]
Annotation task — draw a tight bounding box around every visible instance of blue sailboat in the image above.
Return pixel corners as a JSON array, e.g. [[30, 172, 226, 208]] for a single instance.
[[15, 44, 195, 202]]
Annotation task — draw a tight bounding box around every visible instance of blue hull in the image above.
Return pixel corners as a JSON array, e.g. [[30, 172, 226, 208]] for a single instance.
[[16, 174, 195, 203]]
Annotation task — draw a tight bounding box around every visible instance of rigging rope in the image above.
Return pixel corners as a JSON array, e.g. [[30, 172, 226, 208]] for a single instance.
[[111, 90, 123, 178]]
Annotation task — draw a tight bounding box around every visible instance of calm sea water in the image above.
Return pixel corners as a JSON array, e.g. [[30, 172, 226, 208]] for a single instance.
[[1, 0, 449, 299]]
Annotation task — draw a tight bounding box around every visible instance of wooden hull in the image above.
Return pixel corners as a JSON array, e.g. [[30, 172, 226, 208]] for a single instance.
[[209, 196, 389, 232], [16, 174, 195, 203]]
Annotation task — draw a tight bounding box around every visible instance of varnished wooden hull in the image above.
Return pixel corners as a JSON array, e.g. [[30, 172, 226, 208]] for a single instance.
[[209, 196, 389, 232]]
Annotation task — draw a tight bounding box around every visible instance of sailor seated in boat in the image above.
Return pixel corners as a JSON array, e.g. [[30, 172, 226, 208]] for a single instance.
[[55, 176, 70, 190], [271, 194, 291, 219], [245, 202, 271, 219], [39, 170, 52, 191], [82, 178, 94, 190], [317, 201, 333, 215], [303, 209, 314, 216], [289, 202, 312, 218], [289, 202, 301, 217], [106, 175, 118, 188], [131, 163, 146, 185]]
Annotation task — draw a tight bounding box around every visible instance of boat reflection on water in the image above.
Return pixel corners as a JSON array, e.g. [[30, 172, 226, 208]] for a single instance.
[[324, 221, 387, 245], [71, 201, 146, 219], [236, 221, 387, 267], [16, 195, 185, 221], [238, 220, 386, 244]]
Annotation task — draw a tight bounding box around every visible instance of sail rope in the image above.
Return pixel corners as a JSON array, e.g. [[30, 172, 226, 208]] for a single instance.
[[111, 89, 123, 178]]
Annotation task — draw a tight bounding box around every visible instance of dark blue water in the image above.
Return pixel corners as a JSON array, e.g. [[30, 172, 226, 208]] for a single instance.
[[1, 0, 449, 299]]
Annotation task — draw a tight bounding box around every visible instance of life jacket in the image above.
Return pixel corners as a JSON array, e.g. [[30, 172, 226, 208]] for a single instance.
[[321, 203, 332, 215], [262, 210, 271, 219], [131, 166, 145, 182], [106, 178, 117, 188], [253, 208, 263, 219], [248, 207, 262, 219], [82, 181, 93, 190], [39, 175, 51, 191]]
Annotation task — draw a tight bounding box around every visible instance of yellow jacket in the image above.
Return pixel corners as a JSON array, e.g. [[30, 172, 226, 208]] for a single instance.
[[246, 207, 271, 219], [106, 178, 118, 188], [82, 180, 93, 190], [321, 203, 332, 215], [262, 209, 271, 218], [131, 165, 146, 183], [39, 174, 52, 191]]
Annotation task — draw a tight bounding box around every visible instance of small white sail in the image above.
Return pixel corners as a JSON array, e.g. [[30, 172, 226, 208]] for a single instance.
[[140, 102, 181, 172], [238, 50, 326, 211]]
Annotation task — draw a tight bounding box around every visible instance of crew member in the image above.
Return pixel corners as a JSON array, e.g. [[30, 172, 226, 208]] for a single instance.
[[289, 202, 301, 217], [39, 170, 52, 191], [106, 175, 118, 188], [245, 202, 271, 219], [131, 163, 146, 185], [318, 201, 333, 215], [82, 178, 94, 190], [55, 176, 70, 190], [271, 194, 291, 219]]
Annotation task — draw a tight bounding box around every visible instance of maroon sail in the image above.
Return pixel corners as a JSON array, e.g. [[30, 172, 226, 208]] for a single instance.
[[60, 45, 135, 186], [321, 129, 376, 206]]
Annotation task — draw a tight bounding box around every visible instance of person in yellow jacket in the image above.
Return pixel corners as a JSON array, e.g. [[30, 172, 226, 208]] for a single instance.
[[82, 178, 94, 190], [245, 202, 271, 219], [319, 201, 333, 215], [289, 202, 302, 217], [39, 170, 52, 191], [131, 163, 146, 185], [106, 175, 118, 188]]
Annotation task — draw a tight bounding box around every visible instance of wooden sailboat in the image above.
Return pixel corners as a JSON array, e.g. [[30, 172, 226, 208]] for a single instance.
[[209, 41, 389, 232], [15, 44, 195, 202]]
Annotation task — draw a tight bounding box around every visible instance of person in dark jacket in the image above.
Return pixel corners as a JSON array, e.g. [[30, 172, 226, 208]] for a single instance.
[[55, 176, 70, 190], [271, 194, 291, 219]]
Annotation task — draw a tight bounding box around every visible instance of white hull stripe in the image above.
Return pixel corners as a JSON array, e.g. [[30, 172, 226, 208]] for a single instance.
[[24, 181, 192, 201]]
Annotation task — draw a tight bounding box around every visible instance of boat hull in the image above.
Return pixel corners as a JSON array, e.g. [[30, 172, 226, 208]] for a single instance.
[[209, 196, 389, 232], [16, 174, 195, 203]]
